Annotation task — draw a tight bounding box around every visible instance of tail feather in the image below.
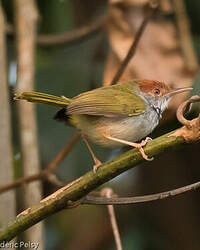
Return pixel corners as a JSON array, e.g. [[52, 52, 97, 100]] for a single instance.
[[14, 91, 71, 108], [54, 108, 70, 125]]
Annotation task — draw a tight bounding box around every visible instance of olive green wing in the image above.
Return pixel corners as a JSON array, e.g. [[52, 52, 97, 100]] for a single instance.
[[67, 83, 145, 117]]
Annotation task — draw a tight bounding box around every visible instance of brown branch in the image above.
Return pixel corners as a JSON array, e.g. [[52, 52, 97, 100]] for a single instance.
[[6, 14, 108, 47], [176, 95, 200, 128], [14, 0, 40, 195], [101, 188, 122, 250], [0, 133, 80, 194], [0, 2, 16, 224], [47, 133, 80, 171], [45, 173, 64, 187], [14, 0, 43, 245], [0, 172, 44, 195], [83, 180, 200, 205], [170, 95, 200, 142], [172, 0, 198, 72], [110, 2, 158, 85]]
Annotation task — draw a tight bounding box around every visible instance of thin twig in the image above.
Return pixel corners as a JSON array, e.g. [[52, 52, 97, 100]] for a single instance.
[[110, 2, 158, 85], [170, 95, 200, 142], [176, 95, 200, 128], [6, 14, 108, 47], [47, 133, 80, 171], [0, 172, 44, 194], [83, 180, 200, 205], [101, 188, 122, 250], [172, 0, 198, 72], [45, 173, 64, 187], [0, 133, 80, 194]]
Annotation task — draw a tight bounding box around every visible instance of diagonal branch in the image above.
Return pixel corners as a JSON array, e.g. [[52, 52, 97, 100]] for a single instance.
[[0, 133, 80, 194], [172, 0, 198, 72], [0, 102, 199, 242], [110, 2, 158, 85]]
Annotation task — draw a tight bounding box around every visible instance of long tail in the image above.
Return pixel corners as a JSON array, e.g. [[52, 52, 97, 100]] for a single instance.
[[14, 91, 71, 108]]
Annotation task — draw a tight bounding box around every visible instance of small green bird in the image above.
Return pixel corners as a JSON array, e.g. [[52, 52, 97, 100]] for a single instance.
[[14, 79, 192, 171]]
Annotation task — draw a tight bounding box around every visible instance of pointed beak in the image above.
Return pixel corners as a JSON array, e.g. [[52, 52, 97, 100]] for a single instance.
[[165, 87, 193, 97]]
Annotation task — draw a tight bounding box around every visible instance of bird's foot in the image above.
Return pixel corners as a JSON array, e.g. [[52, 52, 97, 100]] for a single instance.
[[82, 134, 102, 172], [132, 137, 153, 161], [140, 137, 152, 146], [93, 158, 102, 173], [102, 132, 153, 161]]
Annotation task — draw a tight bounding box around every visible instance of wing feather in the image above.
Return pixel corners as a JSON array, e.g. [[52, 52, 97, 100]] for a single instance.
[[67, 82, 145, 117]]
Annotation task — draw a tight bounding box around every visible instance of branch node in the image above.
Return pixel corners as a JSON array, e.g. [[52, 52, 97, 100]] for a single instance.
[[101, 187, 115, 197], [17, 207, 31, 218], [66, 198, 84, 209], [170, 95, 200, 142]]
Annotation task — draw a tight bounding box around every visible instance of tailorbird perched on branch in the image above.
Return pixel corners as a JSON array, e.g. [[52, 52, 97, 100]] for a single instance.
[[14, 79, 192, 171]]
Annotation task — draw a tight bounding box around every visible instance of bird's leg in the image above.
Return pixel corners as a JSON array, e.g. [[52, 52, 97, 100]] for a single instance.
[[102, 132, 153, 161], [82, 134, 102, 172]]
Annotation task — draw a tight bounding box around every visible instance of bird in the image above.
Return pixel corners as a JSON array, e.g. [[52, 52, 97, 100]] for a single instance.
[[14, 79, 192, 171]]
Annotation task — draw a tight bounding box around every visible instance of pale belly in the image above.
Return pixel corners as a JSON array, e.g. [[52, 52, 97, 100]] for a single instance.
[[71, 110, 159, 147]]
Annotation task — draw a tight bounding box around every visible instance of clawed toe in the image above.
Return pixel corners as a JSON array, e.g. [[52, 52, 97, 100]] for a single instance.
[[101, 133, 154, 162], [137, 146, 154, 161], [140, 137, 152, 147], [136, 137, 153, 161], [145, 137, 152, 142], [93, 159, 102, 173]]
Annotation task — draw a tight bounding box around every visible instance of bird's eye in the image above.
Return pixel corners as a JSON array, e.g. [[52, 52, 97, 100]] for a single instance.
[[154, 89, 160, 95]]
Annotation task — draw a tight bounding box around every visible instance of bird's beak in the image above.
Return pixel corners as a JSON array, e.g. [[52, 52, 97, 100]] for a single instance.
[[165, 87, 193, 97]]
